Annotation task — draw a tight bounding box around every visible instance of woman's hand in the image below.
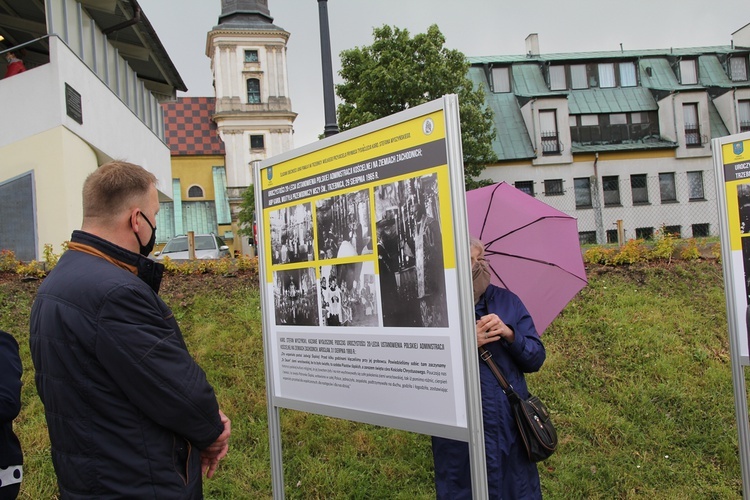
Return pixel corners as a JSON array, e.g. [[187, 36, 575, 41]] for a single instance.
[[476, 313, 515, 347]]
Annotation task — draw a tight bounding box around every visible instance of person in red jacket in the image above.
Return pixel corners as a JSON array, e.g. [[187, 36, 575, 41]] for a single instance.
[[3, 51, 26, 78]]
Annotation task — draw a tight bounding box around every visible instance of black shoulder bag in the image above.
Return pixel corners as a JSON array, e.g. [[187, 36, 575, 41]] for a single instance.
[[479, 346, 558, 462]]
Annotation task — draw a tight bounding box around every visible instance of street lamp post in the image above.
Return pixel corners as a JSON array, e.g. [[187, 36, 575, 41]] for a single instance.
[[317, 0, 339, 137]]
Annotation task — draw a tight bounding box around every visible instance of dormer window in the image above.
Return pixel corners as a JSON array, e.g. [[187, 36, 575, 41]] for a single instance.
[[549, 65, 566, 90], [598, 63, 616, 88], [570, 65, 588, 89], [619, 62, 637, 87], [730, 56, 748, 81], [491, 67, 511, 93], [679, 59, 698, 85]]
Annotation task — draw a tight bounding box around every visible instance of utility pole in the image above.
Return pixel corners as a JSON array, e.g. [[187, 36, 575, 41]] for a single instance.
[[318, 0, 339, 137]]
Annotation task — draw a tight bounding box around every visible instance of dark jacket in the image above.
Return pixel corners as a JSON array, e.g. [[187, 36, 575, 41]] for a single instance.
[[30, 231, 223, 499], [0, 330, 23, 469], [433, 285, 546, 500]]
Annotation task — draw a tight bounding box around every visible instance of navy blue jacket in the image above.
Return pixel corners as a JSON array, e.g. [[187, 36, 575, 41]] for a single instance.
[[432, 285, 546, 499], [0, 330, 22, 469], [30, 231, 223, 499]]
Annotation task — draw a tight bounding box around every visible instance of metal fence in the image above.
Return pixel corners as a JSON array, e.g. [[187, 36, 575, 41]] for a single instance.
[[525, 170, 719, 245]]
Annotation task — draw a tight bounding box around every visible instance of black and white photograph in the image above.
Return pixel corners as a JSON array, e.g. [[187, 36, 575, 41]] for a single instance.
[[316, 188, 373, 260], [273, 268, 319, 326], [738, 184, 750, 234], [319, 262, 379, 327], [374, 173, 448, 328], [269, 203, 315, 264]]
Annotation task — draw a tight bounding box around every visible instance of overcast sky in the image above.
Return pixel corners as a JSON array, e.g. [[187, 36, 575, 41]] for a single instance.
[[138, 0, 750, 148]]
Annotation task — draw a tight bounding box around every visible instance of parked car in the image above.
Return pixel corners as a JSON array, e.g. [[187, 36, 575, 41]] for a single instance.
[[152, 234, 230, 261]]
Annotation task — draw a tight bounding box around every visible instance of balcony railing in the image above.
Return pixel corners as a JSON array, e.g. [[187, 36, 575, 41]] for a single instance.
[[540, 130, 562, 155]]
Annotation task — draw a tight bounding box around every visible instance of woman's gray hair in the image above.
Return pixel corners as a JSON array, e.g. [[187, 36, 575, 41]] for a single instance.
[[469, 237, 485, 258]]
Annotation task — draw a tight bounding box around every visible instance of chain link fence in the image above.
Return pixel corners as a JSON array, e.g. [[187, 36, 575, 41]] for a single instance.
[[528, 170, 719, 245]]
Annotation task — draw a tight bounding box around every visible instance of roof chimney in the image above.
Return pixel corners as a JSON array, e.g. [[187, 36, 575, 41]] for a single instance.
[[525, 33, 540, 57]]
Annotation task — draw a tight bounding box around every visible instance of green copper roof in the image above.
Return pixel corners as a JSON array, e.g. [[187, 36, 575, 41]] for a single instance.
[[568, 87, 657, 114], [468, 46, 743, 64], [468, 67, 535, 160], [709, 99, 730, 138]]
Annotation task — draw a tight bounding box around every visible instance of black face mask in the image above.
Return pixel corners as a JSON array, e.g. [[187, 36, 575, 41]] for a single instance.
[[135, 212, 157, 257]]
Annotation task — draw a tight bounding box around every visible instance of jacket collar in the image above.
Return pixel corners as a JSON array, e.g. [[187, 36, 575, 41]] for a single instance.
[[68, 230, 164, 293]]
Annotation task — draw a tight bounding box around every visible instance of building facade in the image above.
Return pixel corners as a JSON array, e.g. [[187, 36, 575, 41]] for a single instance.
[[205, 0, 296, 255], [158, 97, 233, 250], [0, 0, 184, 260], [470, 27, 750, 244]]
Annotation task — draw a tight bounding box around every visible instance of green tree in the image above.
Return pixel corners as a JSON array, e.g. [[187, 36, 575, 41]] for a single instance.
[[336, 24, 496, 189], [237, 186, 255, 239]]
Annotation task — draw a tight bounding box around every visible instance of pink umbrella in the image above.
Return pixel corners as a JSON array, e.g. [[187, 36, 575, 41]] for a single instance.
[[466, 182, 587, 334]]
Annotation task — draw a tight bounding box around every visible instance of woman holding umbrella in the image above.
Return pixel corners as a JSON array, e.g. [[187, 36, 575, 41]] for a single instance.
[[431, 238, 547, 499]]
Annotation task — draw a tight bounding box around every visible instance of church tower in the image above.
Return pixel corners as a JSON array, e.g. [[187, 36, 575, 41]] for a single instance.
[[207, 0, 296, 253]]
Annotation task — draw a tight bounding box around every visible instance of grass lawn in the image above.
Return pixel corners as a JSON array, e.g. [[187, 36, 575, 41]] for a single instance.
[[1, 259, 745, 498]]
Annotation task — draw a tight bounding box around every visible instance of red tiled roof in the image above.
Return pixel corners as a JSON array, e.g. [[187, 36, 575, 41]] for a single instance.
[[162, 97, 225, 156]]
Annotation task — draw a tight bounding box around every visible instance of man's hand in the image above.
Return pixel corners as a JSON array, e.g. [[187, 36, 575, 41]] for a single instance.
[[201, 409, 231, 478]]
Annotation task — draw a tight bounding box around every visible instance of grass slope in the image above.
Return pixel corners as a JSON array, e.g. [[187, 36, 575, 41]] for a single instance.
[[1, 260, 744, 499]]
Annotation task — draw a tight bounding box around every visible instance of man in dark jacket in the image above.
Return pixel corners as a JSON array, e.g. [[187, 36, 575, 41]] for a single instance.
[[0, 329, 22, 500], [30, 161, 230, 499]]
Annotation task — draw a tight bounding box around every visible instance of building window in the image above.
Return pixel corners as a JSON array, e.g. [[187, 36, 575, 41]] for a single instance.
[[515, 181, 534, 196], [539, 110, 560, 155], [739, 100, 750, 132], [574, 177, 592, 208], [630, 174, 649, 204], [246, 78, 261, 104], [491, 67, 511, 93], [664, 225, 681, 237], [579, 231, 597, 245], [730, 56, 748, 81], [602, 176, 621, 206], [581, 114, 599, 126], [687, 171, 705, 200], [692, 223, 709, 237], [683, 103, 701, 147], [659, 173, 677, 202], [549, 65, 566, 90], [606, 229, 618, 244], [188, 185, 204, 198], [610, 113, 627, 125], [544, 179, 564, 196], [244, 50, 259, 63], [619, 61, 637, 87], [679, 59, 698, 84], [570, 64, 588, 89], [598, 63, 616, 88], [635, 227, 654, 240], [250, 134, 265, 149]]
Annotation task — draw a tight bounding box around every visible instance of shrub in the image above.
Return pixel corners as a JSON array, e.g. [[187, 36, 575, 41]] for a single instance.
[[0, 250, 18, 272], [650, 227, 677, 262], [680, 238, 701, 261], [583, 246, 616, 265], [612, 238, 648, 265]]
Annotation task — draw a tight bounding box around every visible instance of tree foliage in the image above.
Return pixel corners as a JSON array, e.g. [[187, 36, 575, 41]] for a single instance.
[[336, 24, 496, 189], [237, 186, 255, 238]]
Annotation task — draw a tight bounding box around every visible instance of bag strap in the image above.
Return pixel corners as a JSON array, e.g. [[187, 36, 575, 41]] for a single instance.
[[478, 346, 521, 402], [476, 297, 521, 402]]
